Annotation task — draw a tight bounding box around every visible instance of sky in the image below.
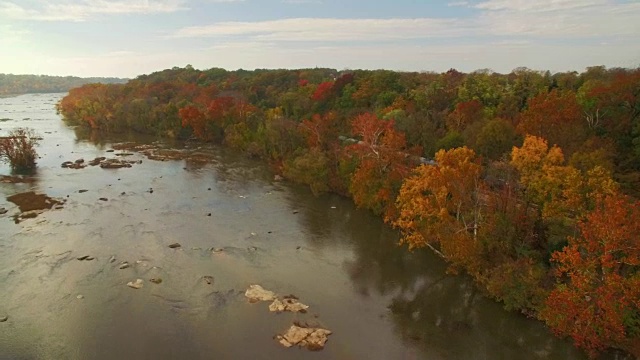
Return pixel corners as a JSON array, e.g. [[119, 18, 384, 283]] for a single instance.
[[0, 0, 639, 77]]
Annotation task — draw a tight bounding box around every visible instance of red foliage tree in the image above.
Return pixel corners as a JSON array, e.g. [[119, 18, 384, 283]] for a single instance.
[[447, 99, 483, 132], [541, 195, 640, 357], [518, 90, 585, 155], [178, 105, 206, 139], [346, 112, 417, 217], [311, 81, 335, 102]]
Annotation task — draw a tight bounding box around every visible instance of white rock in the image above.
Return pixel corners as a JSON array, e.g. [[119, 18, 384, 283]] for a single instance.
[[244, 284, 276, 302], [127, 279, 144, 289]]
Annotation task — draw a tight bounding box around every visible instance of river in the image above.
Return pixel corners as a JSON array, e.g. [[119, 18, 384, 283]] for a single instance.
[[0, 93, 596, 359]]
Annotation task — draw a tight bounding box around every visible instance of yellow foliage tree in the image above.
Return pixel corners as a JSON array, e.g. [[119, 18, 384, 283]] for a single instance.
[[391, 147, 483, 272]]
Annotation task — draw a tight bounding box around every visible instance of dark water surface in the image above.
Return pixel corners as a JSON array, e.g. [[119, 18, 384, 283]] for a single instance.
[[0, 93, 591, 359]]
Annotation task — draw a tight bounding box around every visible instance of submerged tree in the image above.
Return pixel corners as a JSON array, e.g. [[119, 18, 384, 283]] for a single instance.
[[0, 128, 40, 173]]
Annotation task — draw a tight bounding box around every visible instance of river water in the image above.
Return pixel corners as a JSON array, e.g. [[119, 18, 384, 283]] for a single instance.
[[0, 93, 594, 359]]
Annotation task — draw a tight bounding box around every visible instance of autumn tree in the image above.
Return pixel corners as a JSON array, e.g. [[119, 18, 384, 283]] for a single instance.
[[518, 90, 586, 156], [391, 147, 484, 272], [511, 135, 617, 220], [0, 128, 40, 173], [347, 112, 416, 217], [541, 195, 640, 357], [446, 99, 484, 132]]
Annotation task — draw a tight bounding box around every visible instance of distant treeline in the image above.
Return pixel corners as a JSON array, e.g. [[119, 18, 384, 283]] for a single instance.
[[58, 65, 640, 358], [0, 73, 127, 95]]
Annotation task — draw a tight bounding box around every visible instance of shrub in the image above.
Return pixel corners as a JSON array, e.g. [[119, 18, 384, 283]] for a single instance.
[[0, 128, 40, 173]]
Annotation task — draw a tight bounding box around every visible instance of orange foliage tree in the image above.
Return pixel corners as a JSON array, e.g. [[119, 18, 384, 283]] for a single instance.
[[391, 147, 484, 272], [541, 195, 640, 357]]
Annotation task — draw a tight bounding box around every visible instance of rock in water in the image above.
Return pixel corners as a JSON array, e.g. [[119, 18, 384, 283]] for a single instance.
[[168, 243, 181, 249], [276, 325, 332, 351], [269, 297, 309, 313], [127, 279, 144, 289], [244, 284, 276, 302]]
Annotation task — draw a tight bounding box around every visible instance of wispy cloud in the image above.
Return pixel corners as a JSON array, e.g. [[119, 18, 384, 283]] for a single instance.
[[171, 18, 469, 41], [474, 0, 640, 37], [171, 0, 640, 41], [0, 0, 187, 22], [473, 0, 606, 12], [281, 0, 322, 4]]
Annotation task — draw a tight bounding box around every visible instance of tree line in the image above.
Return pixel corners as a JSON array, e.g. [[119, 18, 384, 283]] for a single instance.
[[57, 65, 640, 358], [0, 73, 126, 95]]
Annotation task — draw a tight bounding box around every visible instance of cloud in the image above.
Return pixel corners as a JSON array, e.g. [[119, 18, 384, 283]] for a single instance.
[[447, 1, 468, 7], [475, 0, 640, 37], [172, 17, 469, 41], [473, 0, 606, 12], [171, 0, 640, 42], [0, 0, 187, 21], [281, 0, 322, 4]]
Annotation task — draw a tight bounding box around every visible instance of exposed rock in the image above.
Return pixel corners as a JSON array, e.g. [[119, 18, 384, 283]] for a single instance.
[[269, 297, 309, 313], [106, 149, 114, 152], [274, 175, 284, 181], [85, 256, 94, 261], [88, 157, 106, 166], [99, 198, 108, 201], [100, 159, 133, 169], [0, 208, 7, 215], [276, 325, 332, 350], [119, 262, 130, 269], [168, 243, 181, 249], [109, 256, 116, 263], [77, 295, 84, 299], [61, 160, 85, 169], [127, 279, 144, 289], [77, 255, 90, 261], [211, 248, 224, 254], [0, 315, 7, 322], [245, 284, 276, 303], [150, 278, 162, 284], [203, 275, 214, 285]]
